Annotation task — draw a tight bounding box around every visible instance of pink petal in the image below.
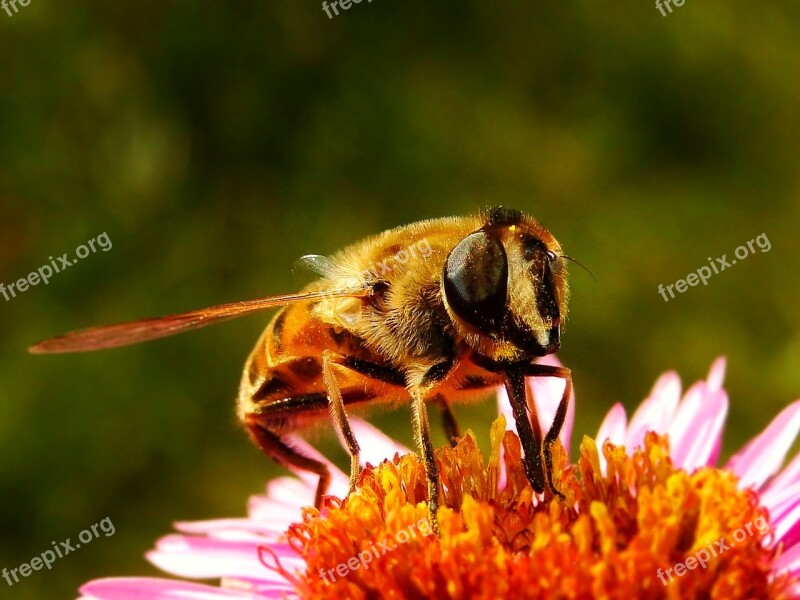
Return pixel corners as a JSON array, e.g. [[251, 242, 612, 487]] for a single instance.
[[726, 400, 800, 490], [724, 438, 755, 474], [667, 383, 729, 471], [222, 577, 301, 598], [706, 356, 727, 392], [770, 496, 800, 551], [497, 384, 515, 433], [246, 499, 308, 530], [78, 577, 262, 599], [759, 481, 800, 523], [261, 476, 316, 506], [247, 477, 319, 526], [173, 519, 286, 540], [146, 535, 302, 581], [625, 370, 682, 449], [495, 384, 513, 492], [763, 449, 800, 498], [595, 402, 628, 474], [707, 427, 724, 467], [350, 417, 410, 466], [538, 354, 564, 370], [773, 541, 800, 578], [596, 402, 628, 448]]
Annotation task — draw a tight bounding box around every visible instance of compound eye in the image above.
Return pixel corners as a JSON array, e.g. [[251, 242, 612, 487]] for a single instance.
[[546, 250, 564, 275], [443, 232, 508, 328]]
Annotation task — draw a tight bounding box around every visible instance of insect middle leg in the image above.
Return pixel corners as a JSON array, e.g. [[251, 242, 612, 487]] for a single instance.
[[436, 395, 460, 447], [411, 390, 440, 535], [322, 350, 362, 495], [321, 350, 411, 496]]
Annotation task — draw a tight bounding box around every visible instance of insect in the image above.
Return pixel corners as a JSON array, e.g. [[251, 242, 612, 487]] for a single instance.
[[30, 207, 573, 533]]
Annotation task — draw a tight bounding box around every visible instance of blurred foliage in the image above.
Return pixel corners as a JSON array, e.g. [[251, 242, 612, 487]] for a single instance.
[[1, 1, 799, 598]]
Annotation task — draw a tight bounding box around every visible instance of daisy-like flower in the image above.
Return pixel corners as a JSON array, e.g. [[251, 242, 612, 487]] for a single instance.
[[79, 356, 800, 599]]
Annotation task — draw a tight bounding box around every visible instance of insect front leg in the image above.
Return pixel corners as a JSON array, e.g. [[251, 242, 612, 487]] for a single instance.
[[502, 366, 545, 494], [524, 362, 573, 499]]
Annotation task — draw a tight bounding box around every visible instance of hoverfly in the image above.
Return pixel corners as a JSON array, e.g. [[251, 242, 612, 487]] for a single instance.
[[30, 207, 573, 533]]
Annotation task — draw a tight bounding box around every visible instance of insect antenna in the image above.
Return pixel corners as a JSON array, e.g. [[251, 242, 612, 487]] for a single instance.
[[561, 255, 595, 281]]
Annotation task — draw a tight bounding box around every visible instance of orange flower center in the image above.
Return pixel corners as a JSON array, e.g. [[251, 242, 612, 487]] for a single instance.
[[284, 417, 792, 599]]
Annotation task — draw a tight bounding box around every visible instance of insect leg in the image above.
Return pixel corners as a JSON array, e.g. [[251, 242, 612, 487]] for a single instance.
[[322, 350, 361, 495], [251, 355, 405, 502], [410, 390, 440, 535], [524, 363, 573, 499], [436, 395, 460, 447], [417, 359, 459, 448], [318, 351, 407, 496], [246, 421, 331, 508], [502, 366, 545, 494]]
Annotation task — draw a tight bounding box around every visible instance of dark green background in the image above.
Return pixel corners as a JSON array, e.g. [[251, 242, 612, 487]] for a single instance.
[[1, 2, 799, 598]]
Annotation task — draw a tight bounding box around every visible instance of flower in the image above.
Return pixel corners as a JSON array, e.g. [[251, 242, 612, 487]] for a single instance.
[[79, 357, 800, 599]]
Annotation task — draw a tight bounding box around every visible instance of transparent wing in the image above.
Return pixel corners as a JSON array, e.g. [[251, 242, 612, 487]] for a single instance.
[[294, 254, 337, 277], [29, 286, 368, 354]]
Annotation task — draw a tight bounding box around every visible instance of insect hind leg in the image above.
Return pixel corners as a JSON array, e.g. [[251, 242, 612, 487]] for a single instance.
[[246, 421, 331, 508], [246, 353, 406, 506]]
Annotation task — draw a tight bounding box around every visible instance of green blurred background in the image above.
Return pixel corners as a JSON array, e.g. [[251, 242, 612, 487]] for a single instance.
[[1, 2, 799, 598]]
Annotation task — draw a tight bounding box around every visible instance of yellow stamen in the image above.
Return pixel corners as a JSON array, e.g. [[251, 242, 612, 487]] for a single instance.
[[287, 417, 793, 599]]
